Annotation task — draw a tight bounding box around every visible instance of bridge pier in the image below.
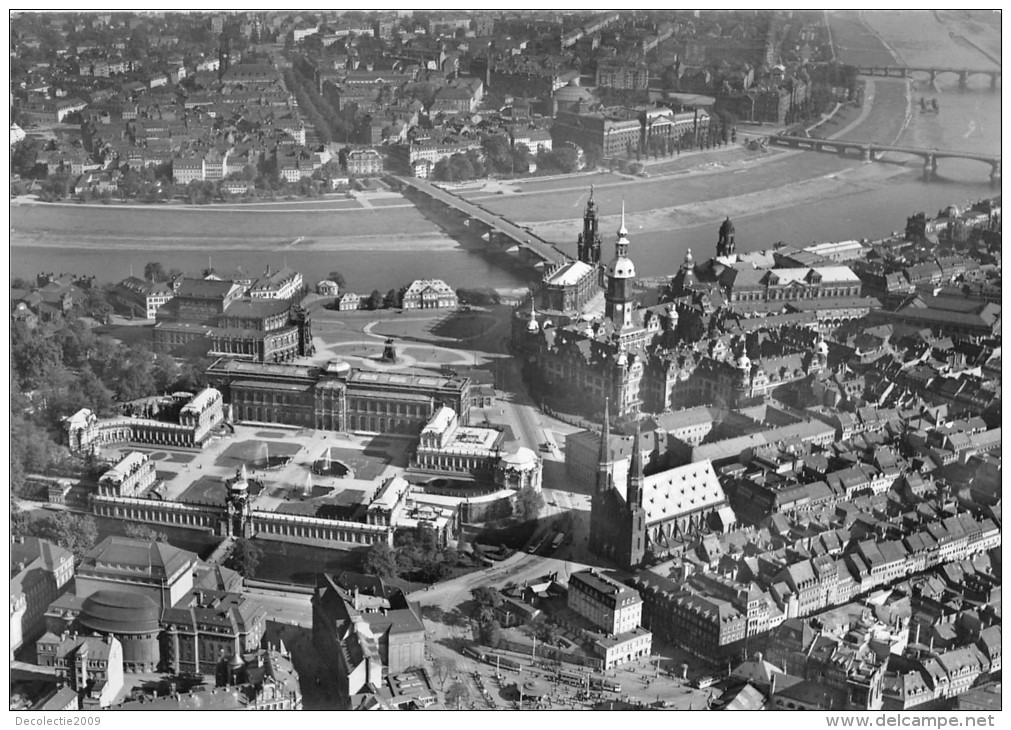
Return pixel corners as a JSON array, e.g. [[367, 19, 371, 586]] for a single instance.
[[928, 70, 936, 86], [958, 71, 968, 90], [990, 73, 999, 91], [991, 161, 1001, 187], [862, 147, 871, 163], [923, 154, 937, 182]]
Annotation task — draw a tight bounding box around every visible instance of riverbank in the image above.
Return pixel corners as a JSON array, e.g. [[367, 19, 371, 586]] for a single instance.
[[529, 160, 912, 243]]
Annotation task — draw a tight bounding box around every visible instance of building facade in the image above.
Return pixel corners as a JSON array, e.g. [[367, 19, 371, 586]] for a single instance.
[[567, 569, 643, 635], [207, 358, 471, 435]]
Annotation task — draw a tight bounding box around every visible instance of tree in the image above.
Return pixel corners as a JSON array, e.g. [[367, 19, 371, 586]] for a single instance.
[[477, 619, 502, 647], [11, 137, 42, 178], [11, 320, 63, 390], [432, 656, 457, 690], [28, 512, 98, 561], [366, 289, 383, 311], [445, 681, 468, 709], [327, 271, 348, 289], [11, 500, 31, 540], [124, 523, 168, 543], [360, 542, 398, 578], [383, 288, 399, 309], [514, 485, 545, 522], [526, 615, 561, 647], [143, 262, 168, 282], [224, 538, 263, 578]]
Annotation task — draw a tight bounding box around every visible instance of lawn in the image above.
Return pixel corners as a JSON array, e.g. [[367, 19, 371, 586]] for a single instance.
[[215, 440, 302, 470], [177, 476, 228, 506], [322, 446, 388, 482]]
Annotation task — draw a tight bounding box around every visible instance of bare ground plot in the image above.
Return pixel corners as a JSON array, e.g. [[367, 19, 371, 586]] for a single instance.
[[10, 201, 443, 245]]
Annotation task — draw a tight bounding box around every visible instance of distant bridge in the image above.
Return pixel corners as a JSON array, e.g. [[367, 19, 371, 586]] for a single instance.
[[769, 135, 1001, 185], [856, 65, 1000, 90], [392, 175, 568, 269]]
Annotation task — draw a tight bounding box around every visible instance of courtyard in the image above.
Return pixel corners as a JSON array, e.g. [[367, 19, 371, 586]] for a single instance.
[[101, 423, 412, 518]]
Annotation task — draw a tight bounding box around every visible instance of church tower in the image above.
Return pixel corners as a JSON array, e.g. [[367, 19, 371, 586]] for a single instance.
[[605, 202, 636, 330], [577, 187, 602, 266], [717, 216, 736, 257], [624, 419, 647, 567], [589, 398, 612, 557], [594, 397, 611, 495]]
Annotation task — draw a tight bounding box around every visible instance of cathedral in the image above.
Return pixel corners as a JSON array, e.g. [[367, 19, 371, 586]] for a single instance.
[[588, 399, 732, 569]]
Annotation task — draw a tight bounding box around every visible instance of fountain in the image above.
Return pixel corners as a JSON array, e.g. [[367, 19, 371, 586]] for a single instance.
[[311, 447, 351, 477], [253, 441, 292, 470]]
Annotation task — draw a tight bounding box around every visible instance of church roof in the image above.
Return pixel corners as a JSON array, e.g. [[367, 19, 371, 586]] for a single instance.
[[638, 459, 728, 526], [545, 260, 593, 287]]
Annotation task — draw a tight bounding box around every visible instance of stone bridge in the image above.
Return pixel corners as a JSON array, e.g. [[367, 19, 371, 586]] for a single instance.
[[857, 65, 1000, 90], [392, 175, 568, 271], [769, 134, 1001, 185]]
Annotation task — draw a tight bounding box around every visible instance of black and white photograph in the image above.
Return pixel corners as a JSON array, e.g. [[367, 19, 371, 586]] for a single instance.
[[7, 8, 1002, 718]]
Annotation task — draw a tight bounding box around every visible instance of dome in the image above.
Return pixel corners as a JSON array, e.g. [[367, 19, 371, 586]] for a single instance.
[[720, 217, 735, 235], [553, 81, 595, 104], [501, 447, 537, 467], [943, 205, 961, 218], [608, 256, 636, 279], [325, 359, 352, 376], [736, 353, 751, 370], [79, 590, 160, 635], [526, 316, 539, 333], [815, 338, 829, 356]]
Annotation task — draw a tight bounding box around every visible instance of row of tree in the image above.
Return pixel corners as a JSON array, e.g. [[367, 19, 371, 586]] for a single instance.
[[360, 525, 465, 583]]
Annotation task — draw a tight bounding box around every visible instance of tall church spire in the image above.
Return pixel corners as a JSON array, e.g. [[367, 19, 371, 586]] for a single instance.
[[598, 398, 610, 468], [628, 418, 644, 508]]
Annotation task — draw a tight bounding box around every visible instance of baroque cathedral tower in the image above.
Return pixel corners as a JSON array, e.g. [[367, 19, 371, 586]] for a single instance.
[[717, 216, 736, 257], [577, 187, 603, 266]]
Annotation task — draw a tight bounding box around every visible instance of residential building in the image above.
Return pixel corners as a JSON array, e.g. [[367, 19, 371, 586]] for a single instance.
[[567, 569, 643, 635], [402, 279, 458, 309], [10, 537, 75, 658]]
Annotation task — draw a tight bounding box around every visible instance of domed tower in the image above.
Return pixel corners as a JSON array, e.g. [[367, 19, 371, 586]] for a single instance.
[[577, 187, 603, 266], [526, 299, 539, 334], [736, 351, 752, 385], [717, 216, 736, 257], [226, 465, 252, 538], [813, 332, 829, 371], [605, 202, 636, 330]]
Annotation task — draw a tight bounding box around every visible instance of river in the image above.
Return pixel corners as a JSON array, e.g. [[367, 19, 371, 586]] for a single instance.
[[9, 15, 1000, 293]]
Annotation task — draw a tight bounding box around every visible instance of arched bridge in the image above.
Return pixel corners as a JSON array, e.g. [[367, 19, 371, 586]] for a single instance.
[[392, 175, 568, 269], [769, 135, 1001, 185], [856, 65, 1000, 90]]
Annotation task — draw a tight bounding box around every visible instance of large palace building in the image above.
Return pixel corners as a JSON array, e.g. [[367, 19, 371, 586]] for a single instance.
[[153, 276, 313, 363], [514, 197, 654, 420], [206, 358, 471, 434]]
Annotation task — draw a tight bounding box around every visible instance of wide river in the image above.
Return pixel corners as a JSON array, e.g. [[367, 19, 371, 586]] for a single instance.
[[9, 21, 1001, 293]]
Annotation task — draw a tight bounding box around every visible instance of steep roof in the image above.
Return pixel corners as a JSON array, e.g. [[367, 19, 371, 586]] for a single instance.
[[624, 459, 728, 526], [80, 536, 196, 583]]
